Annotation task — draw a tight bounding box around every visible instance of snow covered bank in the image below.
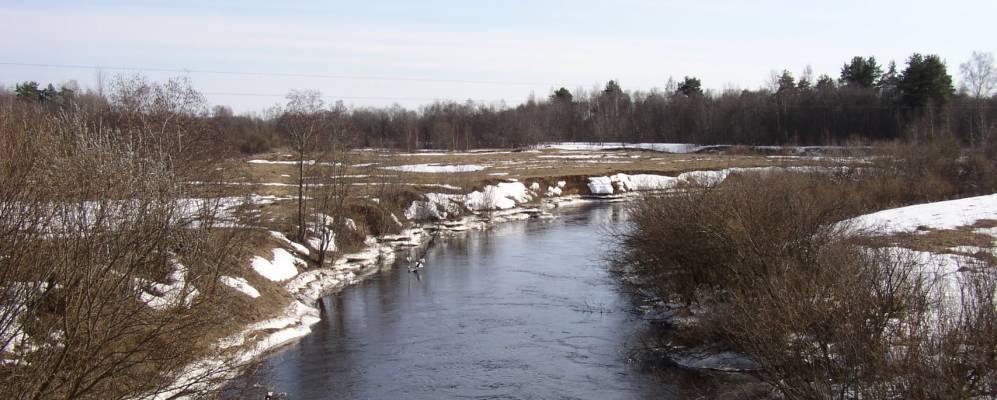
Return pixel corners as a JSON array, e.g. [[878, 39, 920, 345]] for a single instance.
[[844, 193, 997, 234], [404, 180, 541, 219], [465, 181, 532, 210], [585, 166, 830, 196], [151, 226, 429, 399], [162, 163, 866, 397], [404, 166, 841, 223], [843, 196, 997, 321], [381, 163, 486, 173]]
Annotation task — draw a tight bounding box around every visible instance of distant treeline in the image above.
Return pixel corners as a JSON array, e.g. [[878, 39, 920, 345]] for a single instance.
[[5, 52, 997, 153]]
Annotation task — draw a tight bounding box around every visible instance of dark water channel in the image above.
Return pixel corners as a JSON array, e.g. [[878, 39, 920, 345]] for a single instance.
[[246, 204, 745, 399]]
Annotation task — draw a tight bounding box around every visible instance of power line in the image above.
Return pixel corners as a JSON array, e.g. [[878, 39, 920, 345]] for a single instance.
[[0, 61, 563, 87]]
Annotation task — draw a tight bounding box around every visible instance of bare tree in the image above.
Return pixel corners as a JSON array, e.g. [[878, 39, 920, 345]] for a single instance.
[[961, 51, 997, 144], [279, 90, 326, 242], [308, 102, 352, 267]]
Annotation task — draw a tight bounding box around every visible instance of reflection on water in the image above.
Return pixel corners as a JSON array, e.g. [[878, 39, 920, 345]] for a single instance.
[[238, 203, 746, 399]]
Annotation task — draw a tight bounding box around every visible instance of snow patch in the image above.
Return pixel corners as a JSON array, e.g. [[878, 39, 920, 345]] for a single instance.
[[586, 177, 615, 194], [381, 163, 486, 173], [845, 193, 997, 234], [269, 231, 310, 255], [139, 263, 198, 310], [465, 181, 532, 210], [219, 276, 260, 298], [251, 248, 302, 281]]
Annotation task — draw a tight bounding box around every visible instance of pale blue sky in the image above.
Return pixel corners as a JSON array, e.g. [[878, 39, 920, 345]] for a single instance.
[[2, 0, 995, 113]]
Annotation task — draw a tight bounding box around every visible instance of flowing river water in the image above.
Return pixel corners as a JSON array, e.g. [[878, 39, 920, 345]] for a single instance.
[[237, 203, 751, 399]]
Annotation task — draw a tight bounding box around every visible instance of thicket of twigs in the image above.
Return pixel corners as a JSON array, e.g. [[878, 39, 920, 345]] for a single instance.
[[0, 77, 252, 400], [616, 142, 997, 399]]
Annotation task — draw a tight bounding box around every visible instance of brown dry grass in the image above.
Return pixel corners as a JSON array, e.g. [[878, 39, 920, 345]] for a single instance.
[[204, 147, 855, 201], [862, 219, 997, 265]]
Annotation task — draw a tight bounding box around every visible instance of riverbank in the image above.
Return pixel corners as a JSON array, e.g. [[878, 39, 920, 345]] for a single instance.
[[613, 161, 997, 399], [147, 146, 869, 399]]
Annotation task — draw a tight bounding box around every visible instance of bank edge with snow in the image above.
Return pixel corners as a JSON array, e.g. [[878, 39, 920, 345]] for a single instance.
[[156, 165, 841, 398]]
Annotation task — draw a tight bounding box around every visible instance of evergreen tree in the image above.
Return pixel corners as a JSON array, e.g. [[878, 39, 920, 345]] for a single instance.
[[840, 56, 883, 88], [15, 81, 42, 102], [777, 70, 796, 93], [676, 76, 703, 96], [14, 81, 74, 105], [551, 87, 573, 102], [603, 80, 623, 95], [898, 53, 954, 108], [815, 74, 837, 91]]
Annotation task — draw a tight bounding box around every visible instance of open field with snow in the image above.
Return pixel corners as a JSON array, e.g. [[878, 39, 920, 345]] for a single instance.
[[205, 144, 868, 198], [91, 144, 871, 396]]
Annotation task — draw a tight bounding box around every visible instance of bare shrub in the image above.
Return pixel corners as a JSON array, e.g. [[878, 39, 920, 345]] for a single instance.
[[616, 172, 855, 305], [0, 81, 250, 399], [866, 137, 997, 206], [616, 169, 996, 399]]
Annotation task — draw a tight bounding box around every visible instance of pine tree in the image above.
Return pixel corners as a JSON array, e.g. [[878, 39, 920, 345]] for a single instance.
[[898, 53, 954, 108], [551, 87, 573, 102], [676, 76, 703, 96], [815, 74, 837, 91], [840, 56, 883, 88], [15, 81, 42, 102]]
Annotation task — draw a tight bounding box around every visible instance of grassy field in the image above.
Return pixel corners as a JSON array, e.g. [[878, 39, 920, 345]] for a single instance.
[[208, 147, 861, 197]]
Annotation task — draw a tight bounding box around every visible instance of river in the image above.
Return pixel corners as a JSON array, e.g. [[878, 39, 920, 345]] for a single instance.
[[237, 203, 748, 399]]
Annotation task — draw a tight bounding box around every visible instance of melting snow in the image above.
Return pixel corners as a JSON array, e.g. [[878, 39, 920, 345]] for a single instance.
[[381, 163, 486, 173], [845, 193, 997, 234], [587, 177, 615, 194], [465, 181, 532, 210], [219, 276, 261, 298], [586, 167, 829, 195], [251, 248, 302, 281], [139, 263, 198, 310], [879, 247, 981, 313], [269, 231, 310, 255]]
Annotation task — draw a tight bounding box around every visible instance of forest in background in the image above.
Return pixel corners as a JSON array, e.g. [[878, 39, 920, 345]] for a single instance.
[[2, 50, 996, 399], [4, 52, 996, 153]]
